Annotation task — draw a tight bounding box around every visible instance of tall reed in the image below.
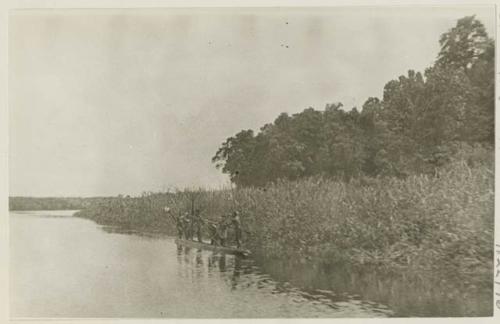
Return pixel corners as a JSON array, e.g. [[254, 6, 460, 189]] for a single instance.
[[75, 158, 493, 316]]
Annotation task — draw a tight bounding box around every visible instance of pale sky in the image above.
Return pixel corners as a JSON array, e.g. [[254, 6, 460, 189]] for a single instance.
[[9, 7, 495, 197]]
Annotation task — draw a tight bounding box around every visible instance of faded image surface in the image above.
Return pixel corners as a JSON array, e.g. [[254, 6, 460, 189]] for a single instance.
[[9, 7, 495, 318]]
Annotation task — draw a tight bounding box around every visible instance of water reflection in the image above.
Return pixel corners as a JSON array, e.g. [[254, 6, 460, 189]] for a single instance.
[[11, 210, 393, 318], [174, 243, 393, 317], [101, 222, 394, 317], [101, 223, 390, 317], [100, 225, 168, 240]]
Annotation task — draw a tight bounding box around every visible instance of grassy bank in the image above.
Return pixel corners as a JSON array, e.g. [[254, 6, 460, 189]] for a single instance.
[[75, 157, 493, 316]]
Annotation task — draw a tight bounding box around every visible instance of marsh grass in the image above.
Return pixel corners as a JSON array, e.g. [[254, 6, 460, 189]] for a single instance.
[[75, 158, 493, 316]]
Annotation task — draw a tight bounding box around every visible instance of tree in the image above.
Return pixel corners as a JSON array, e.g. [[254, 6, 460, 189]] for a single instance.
[[212, 16, 494, 186], [212, 129, 258, 187], [437, 15, 490, 71], [436, 15, 494, 144]]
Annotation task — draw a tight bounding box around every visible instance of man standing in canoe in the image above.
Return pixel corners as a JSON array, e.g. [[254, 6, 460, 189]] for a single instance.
[[192, 208, 205, 242], [164, 206, 184, 238], [208, 221, 219, 245], [181, 212, 192, 239], [231, 211, 242, 249], [217, 214, 229, 247]]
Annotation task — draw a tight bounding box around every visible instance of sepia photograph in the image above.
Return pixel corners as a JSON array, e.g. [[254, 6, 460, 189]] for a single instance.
[[5, 2, 497, 320]]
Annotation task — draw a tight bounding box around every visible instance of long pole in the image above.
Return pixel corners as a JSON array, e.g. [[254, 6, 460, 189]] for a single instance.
[[229, 179, 236, 211], [191, 193, 195, 217]]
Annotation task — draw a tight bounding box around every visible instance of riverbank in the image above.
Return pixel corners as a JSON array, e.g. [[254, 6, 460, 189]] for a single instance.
[[75, 157, 494, 316]]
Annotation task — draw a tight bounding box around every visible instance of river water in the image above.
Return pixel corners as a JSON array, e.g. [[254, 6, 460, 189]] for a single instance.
[[10, 210, 393, 318]]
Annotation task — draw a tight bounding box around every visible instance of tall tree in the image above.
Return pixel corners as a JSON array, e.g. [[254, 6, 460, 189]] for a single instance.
[[212, 16, 494, 186], [212, 129, 258, 187], [437, 15, 490, 71]]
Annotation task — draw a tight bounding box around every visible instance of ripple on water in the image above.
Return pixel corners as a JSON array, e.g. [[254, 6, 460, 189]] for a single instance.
[[173, 245, 394, 317], [10, 211, 394, 318]]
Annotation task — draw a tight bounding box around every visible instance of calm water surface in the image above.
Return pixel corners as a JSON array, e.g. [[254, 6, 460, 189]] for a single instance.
[[10, 210, 392, 318]]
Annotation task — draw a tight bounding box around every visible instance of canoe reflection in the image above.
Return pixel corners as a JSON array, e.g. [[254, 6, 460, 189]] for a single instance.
[[173, 244, 392, 317], [11, 211, 393, 318]]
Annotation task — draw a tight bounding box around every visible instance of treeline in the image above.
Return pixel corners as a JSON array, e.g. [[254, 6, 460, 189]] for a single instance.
[[9, 196, 112, 211], [212, 16, 494, 187]]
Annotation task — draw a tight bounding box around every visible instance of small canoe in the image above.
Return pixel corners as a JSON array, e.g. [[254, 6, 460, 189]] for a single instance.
[[175, 238, 251, 257]]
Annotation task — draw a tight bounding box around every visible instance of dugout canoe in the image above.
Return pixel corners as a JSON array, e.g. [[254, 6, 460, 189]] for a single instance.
[[174, 238, 251, 257]]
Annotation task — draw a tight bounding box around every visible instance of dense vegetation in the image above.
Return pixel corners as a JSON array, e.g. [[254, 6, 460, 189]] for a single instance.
[[76, 151, 493, 316], [213, 16, 494, 186], [74, 194, 178, 234], [74, 16, 493, 316]]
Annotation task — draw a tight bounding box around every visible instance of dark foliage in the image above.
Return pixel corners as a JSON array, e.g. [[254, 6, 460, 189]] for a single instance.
[[212, 16, 494, 187]]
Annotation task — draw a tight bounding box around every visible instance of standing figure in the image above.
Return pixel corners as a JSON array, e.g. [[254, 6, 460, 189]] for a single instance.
[[217, 215, 229, 247], [164, 206, 184, 238], [178, 212, 186, 239], [208, 221, 219, 245], [182, 212, 192, 240], [231, 211, 242, 249], [175, 212, 184, 238], [192, 208, 204, 242]]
